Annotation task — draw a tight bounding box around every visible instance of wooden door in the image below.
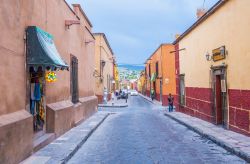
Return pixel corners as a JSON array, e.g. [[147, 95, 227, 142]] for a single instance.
[[216, 75, 222, 124]]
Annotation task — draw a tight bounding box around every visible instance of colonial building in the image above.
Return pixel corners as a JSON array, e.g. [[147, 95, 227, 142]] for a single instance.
[[138, 71, 146, 94], [174, 0, 250, 136], [0, 1, 97, 163], [145, 44, 176, 106], [93, 33, 115, 103]]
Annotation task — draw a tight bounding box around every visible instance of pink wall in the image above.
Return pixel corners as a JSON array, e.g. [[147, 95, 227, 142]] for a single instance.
[[0, 0, 95, 115]]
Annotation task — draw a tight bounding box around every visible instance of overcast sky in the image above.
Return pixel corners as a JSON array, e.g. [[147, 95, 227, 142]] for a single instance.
[[66, 0, 219, 64]]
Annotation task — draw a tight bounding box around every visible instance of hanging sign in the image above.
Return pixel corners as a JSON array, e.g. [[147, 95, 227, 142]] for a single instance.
[[46, 71, 57, 83], [212, 46, 226, 62]]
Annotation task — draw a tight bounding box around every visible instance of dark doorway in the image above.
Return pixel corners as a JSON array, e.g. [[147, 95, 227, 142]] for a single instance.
[[71, 55, 79, 104], [211, 65, 228, 128], [215, 75, 222, 125], [29, 67, 46, 133]]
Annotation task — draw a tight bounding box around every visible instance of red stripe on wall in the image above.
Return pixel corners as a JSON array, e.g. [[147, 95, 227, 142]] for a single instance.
[[177, 87, 214, 123], [228, 89, 250, 135]]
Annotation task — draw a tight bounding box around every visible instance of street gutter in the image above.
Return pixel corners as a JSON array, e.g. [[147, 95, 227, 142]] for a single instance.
[[165, 113, 250, 163]]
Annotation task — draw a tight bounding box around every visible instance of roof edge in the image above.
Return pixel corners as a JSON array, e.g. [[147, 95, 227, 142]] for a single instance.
[[93, 33, 114, 55], [72, 4, 93, 28], [145, 43, 172, 64], [63, 0, 80, 20]]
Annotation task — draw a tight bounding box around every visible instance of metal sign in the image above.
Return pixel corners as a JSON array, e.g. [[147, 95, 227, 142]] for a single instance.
[[212, 46, 226, 62], [221, 79, 227, 93]]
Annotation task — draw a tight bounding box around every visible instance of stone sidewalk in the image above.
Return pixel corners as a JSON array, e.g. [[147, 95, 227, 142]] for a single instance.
[[21, 112, 110, 164], [165, 112, 250, 162], [139, 93, 163, 106]]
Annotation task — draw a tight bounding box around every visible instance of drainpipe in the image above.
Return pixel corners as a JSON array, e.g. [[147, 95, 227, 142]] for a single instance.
[[160, 45, 163, 102]]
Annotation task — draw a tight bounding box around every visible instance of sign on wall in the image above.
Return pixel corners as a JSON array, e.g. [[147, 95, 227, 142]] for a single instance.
[[221, 79, 227, 93], [212, 46, 226, 62]]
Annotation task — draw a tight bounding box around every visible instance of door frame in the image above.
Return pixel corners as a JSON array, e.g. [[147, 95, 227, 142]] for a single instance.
[[211, 65, 228, 128]]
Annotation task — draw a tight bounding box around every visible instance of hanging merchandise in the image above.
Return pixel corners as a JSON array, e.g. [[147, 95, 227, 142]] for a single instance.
[[46, 71, 57, 82]]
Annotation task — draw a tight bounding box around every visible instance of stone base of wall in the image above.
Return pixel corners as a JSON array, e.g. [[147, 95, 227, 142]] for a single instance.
[[175, 87, 250, 137], [46, 100, 75, 137], [146, 90, 150, 97], [46, 96, 98, 137], [0, 110, 33, 164], [75, 96, 98, 125], [176, 87, 214, 124], [155, 93, 160, 102], [96, 95, 103, 104], [228, 89, 250, 136]]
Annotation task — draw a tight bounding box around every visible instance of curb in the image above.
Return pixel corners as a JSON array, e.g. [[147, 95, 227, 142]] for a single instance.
[[164, 113, 250, 163], [138, 94, 156, 105], [98, 104, 128, 108], [62, 113, 110, 163], [22, 113, 110, 164]]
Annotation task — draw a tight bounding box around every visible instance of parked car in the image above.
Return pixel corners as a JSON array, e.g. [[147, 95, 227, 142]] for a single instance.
[[130, 90, 138, 96], [117, 91, 128, 99]]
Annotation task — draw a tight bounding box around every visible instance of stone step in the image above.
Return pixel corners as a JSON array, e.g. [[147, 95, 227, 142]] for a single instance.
[[33, 133, 55, 152]]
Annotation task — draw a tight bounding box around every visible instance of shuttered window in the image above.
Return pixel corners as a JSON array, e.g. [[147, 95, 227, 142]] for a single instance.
[[71, 55, 79, 104], [156, 62, 159, 77]]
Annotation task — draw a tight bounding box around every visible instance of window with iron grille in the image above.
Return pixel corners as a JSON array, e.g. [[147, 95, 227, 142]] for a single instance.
[[156, 62, 159, 77], [179, 74, 185, 106], [71, 55, 79, 104]]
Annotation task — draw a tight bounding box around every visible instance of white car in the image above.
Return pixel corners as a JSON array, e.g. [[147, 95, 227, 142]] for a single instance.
[[130, 90, 138, 96]]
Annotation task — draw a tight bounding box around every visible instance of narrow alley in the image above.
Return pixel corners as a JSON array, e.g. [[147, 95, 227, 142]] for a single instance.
[[68, 96, 245, 164]]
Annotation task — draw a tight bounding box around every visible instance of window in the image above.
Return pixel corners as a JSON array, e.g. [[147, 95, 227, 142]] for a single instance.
[[149, 64, 151, 77], [156, 62, 159, 77], [71, 55, 79, 103], [179, 74, 185, 106]]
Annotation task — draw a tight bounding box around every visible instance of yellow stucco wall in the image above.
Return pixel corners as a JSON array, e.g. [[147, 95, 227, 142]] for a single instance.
[[94, 34, 114, 96], [179, 0, 250, 90]]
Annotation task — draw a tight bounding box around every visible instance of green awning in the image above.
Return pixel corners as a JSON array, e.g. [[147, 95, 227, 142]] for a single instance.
[[26, 26, 69, 71], [151, 73, 157, 82]]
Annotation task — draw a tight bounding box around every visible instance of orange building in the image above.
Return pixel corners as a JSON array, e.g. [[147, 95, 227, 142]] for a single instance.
[[145, 44, 176, 106]]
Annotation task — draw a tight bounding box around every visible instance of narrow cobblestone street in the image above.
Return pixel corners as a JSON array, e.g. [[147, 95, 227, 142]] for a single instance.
[[68, 96, 246, 164]]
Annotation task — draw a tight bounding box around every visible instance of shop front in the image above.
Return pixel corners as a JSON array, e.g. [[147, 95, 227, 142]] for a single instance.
[[26, 26, 69, 135]]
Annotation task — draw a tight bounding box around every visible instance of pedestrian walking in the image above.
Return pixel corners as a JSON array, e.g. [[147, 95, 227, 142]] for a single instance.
[[168, 93, 174, 112], [151, 89, 155, 101]]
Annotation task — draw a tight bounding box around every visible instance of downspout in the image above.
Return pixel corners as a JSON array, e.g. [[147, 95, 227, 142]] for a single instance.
[[160, 45, 163, 102]]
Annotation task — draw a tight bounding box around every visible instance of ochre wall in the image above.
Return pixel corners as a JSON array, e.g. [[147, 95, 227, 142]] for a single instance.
[[94, 34, 114, 97], [178, 0, 250, 136], [162, 44, 176, 96], [145, 44, 176, 105]]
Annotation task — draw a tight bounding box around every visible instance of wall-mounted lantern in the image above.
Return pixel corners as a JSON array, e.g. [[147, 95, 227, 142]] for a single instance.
[[205, 52, 212, 61], [101, 60, 106, 68]]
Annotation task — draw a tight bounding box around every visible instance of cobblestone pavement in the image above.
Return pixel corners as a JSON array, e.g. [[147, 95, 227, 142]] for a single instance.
[[68, 96, 246, 164]]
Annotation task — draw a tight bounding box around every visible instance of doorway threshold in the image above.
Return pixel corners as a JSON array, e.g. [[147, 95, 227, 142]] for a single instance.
[[33, 131, 55, 152]]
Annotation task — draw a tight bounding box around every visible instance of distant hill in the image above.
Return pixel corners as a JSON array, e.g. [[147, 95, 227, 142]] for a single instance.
[[118, 64, 144, 71]]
